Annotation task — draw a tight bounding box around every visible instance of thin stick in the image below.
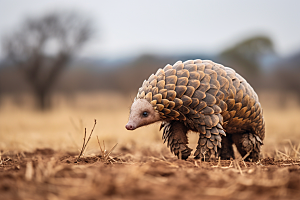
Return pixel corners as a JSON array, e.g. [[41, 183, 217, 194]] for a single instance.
[[105, 143, 118, 160], [286, 140, 300, 156], [179, 151, 182, 160], [76, 119, 97, 162], [160, 154, 167, 161], [242, 149, 252, 161], [276, 150, 292, 159], [103, 140, 106, 153], [242, 160, 247, 168], [79, 128, 87, 157], [280, 163, 300, 166], [228, 160, 233, 168], [211, 157, 221, 168], [0, 151, 2, 165], [235, 160, 243, 176], [96, 136, 104, 155]]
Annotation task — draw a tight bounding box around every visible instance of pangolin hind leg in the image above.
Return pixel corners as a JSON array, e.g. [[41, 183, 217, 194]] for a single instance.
[[162, 121, 192, 160], [231, 133, 263, 162], [218, 134, 234, 160]]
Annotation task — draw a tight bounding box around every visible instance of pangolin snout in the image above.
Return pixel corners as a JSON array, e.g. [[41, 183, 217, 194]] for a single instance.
[[125, 123, 136, 130]]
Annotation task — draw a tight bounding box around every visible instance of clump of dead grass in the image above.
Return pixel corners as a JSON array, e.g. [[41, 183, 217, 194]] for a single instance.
[[274, 140, 300, 161], [75, 119, 121, 164], [76, 119, 97, 162], [96, 136, 120, 164]]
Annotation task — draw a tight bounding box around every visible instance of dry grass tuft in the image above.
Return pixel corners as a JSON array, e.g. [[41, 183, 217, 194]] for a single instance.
[[96, 136, 120, 164], [76, 119, 97, 162], [274, 141, 300, 163], [74, 119, 121, 164]]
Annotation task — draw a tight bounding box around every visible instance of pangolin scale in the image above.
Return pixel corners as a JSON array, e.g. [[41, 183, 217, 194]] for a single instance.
[[126, 59, 265, 161]]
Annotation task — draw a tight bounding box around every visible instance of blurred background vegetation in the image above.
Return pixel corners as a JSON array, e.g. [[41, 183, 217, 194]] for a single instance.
[[0, 1, 299, 110], [0, 0, 299, 154]]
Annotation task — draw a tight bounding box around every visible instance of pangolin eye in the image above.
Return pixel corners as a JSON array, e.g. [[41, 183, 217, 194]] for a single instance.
[[142, 111, 148, 117]]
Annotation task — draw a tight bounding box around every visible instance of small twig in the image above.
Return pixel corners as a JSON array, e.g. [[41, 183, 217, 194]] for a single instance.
[[160, 154, 167, 161], [211, 157, 221, 168], [286, 140, 300, 156], [79, 129, 87, 157], [276, 150, 292, 159], [229, 160, 233, 168], [235, 160, 243, 176], [96, 136, 104, 155], [194, 161, 199, 168], [240, 150, 252, 168], [242, 149, 252, 161], [256, 160, 264, 166], [179, 151, 182, 160], [219, 160, 234, 169], [105, 143, 118, 159], [76, 119, 97, 162], [242, 160, 247, 168]]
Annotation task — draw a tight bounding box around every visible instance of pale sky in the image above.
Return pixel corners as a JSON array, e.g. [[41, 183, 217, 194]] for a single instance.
[[0, 0, 300, 59]]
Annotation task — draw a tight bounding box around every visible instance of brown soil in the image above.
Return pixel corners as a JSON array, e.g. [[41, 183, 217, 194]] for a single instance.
[[0, 148, 299, 200]]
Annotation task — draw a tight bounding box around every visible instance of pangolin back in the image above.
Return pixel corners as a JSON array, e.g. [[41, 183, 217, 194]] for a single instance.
[[136, 59, 265, 154]]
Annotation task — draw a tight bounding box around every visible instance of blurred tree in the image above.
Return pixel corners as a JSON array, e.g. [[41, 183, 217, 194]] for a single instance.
[[2, 11, 93, 109], [270, 52, 300, 106], [220, 35, 275, 74]]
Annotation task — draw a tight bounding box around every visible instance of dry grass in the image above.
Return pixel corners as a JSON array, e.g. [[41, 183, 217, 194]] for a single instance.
[[76, 119, 97, 162], [0, 92, 163, 153], [0, 91, 300, 200], [1, 91, 299, 157]]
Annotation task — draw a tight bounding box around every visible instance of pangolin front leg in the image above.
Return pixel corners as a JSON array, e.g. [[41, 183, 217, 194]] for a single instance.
[[162, 121, 192, 160], [194, 114, 225, 160], [194, 128, 223, 161]]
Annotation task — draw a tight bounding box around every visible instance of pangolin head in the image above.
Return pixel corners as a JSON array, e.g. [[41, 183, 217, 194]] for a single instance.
[[125, 61, 185, 130], [125, 67, 167, 130], [125, 98, 161, 130]]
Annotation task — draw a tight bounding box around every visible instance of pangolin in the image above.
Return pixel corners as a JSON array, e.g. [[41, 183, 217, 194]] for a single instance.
[[125, 59, 265, 161]]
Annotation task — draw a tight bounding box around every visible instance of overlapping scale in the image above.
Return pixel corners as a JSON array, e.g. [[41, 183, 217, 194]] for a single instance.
[[134, 59, 265, 160]]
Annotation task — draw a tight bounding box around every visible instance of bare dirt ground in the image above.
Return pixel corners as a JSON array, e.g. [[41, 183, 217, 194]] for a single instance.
[[0, 92, 300, 200], [1, 148, 300, 200]]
